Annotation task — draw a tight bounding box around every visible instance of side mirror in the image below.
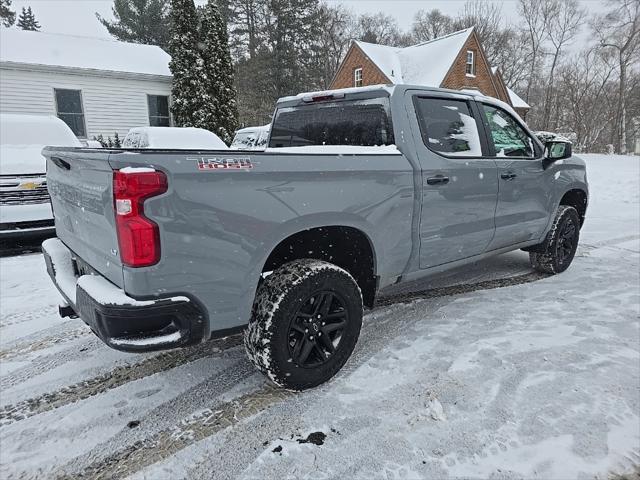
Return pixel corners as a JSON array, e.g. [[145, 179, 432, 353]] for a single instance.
[[544, 141, 572, 161]]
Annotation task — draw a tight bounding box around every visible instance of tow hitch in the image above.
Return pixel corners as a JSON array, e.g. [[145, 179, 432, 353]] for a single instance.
[[59, 303, 78, 319]]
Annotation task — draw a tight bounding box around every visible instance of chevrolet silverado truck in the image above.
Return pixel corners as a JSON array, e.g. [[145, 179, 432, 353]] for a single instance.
[[42, 85, 588, 390]]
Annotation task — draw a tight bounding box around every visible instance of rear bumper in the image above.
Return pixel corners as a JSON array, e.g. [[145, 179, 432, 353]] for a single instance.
[[42, 237, 206, 352]]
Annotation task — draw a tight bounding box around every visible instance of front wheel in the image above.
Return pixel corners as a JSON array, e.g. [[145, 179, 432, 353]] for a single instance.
[[244, 259, 363, 390], [529, 205, 580, 274]]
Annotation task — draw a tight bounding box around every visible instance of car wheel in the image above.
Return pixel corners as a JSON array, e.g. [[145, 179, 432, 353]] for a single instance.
[[529, 205, 580, 274], [244, 259, 363, 390]]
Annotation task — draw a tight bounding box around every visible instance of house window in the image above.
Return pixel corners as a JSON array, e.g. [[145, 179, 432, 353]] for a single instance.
[[148, 95, 170, 126], [354, 68, 363, 87], [465, 51, 475, 76], [54, 89, 86, 137]]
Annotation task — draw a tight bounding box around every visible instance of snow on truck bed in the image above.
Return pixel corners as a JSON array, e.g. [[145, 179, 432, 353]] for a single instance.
[[0, 154, 638, 479]]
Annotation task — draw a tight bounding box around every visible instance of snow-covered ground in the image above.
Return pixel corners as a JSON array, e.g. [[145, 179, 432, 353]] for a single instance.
[[0, 154, 638, 479]]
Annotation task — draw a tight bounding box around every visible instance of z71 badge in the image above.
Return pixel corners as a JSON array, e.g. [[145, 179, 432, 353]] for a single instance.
[[192, 157, 253, 171]]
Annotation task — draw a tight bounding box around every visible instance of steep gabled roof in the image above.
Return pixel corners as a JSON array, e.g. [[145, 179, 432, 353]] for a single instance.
[[0, 29, 171, 78], [354, 28, 474, 86], [507, 87, 530, 109]]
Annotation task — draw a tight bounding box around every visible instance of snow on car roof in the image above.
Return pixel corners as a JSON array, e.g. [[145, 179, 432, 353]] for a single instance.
[[0, 114, 81, 147], [0, 29, 170, 77], [0, 114, 81, 175], [355, 28, 474, 86]]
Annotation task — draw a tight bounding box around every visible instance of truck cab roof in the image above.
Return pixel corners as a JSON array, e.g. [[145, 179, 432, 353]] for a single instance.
[[276, 84, 522, 120]]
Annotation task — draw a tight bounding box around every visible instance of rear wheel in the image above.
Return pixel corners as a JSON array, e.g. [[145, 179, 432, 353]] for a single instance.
[[529, 205, 580, 274], [244, 259, 363, 390]]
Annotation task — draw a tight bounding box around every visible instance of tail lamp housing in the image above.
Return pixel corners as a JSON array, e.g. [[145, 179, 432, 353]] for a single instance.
[[113, 169, 167, 267]]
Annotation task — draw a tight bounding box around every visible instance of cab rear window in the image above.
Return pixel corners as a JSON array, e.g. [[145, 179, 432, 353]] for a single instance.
[[269, 97, 394, 148]]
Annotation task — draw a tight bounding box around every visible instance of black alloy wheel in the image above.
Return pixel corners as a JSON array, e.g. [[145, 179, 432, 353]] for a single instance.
[[288, 291, 348, 368], [556, 215, 578, 267]]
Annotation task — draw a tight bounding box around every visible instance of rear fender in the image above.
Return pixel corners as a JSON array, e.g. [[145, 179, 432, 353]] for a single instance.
[[238, 213, 378, 323]]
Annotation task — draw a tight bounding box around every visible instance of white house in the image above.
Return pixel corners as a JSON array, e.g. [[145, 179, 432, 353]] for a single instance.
[[0, 29, 172, 140]]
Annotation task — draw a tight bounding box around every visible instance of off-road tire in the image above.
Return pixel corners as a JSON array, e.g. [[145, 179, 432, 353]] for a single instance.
[[244, 259, 363, 390], [529, 205, 580, 274]]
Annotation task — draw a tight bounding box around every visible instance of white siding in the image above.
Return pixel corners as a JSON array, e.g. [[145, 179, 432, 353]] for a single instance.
[[0, 66, 171, 140]]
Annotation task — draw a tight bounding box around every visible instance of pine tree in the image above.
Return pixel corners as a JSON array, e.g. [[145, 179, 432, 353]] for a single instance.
[[0, 0, 16, 27], [96, 0, 171, 51], [17, 6, 40, 31], [168, 0, 205, 128], [199, 0, 238, 143], [262, 0, 322, 99]]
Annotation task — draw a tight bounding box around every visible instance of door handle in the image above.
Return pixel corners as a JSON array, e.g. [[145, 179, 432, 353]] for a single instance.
[[501, 172, 517, 180], [426, 175, 450, 185], [50, 156, 71, 171]]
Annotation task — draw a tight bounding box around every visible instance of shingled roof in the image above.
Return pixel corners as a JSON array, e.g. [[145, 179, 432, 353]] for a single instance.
[[354, 28, 474, 86]]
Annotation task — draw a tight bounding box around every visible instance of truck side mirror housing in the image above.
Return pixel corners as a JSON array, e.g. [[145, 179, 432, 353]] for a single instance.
[[544, 141, 572, 161]]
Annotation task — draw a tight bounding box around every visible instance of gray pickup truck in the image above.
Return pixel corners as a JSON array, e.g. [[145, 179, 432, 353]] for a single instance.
[[42, 85, 588, 390]]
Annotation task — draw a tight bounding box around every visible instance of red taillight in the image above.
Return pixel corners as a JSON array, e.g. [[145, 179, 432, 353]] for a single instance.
[[113, 170, 167, 267]]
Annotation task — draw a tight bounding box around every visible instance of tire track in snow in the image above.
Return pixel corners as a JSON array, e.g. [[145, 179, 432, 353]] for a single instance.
[[0, 335, 244, 425], [0, 336, 104, 393], [3, 235, 630, 430], [1, 270, 537, 426], [59, 383, 291, 480], [0, 324, 91, 362], [579, 234, 640, 254], [59, 358, 262, 480], [375, 271, 550, 307], [51, 272, 561, 479]]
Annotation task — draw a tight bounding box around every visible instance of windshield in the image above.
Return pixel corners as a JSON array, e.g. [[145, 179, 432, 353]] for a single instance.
[[231, 131, 257, 149], [269, 97, 394, 148]]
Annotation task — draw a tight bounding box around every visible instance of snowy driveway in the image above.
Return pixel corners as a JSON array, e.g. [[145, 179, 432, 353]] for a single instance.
[[0, 154, 638, 480]]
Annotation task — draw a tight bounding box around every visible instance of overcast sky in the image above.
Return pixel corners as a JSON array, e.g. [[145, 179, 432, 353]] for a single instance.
[[10, 0, 608, 40]]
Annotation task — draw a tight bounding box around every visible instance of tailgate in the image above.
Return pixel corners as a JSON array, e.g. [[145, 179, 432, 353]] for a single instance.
[[45, 148, 123, 287]]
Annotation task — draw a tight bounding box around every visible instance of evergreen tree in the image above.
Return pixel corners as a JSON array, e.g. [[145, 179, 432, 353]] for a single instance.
[[263, 0, 322, 100], [199, 0, 238, 143], [0, 0, 16, 27], [168, 0, 205, 128], [96, 0, 171, 51], [17, 6, 40, 31]]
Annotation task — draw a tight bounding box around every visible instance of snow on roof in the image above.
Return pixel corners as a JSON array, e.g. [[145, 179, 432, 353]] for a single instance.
[[355, 28, 474, 87], [353, 41, 402, 81], [507, 87, 531, 108], [507, 87, 530, 109], [0, 29, 170, 77]]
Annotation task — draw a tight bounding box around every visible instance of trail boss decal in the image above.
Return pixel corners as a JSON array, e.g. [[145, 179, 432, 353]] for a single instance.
[[192, 156, 253, 171]]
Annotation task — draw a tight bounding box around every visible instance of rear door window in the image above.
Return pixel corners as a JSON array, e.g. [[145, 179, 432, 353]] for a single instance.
[[269, 97, 394, 148], [413, 97, 483, 157], [481, 104, 535, 158]]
